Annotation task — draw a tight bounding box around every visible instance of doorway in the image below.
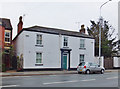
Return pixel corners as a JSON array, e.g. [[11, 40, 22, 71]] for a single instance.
[[61, 48, 72, 70], [62, 54, 67, 70]]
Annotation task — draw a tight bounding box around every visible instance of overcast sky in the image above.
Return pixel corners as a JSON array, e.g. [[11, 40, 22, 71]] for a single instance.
[[0, 0, 119, 39]]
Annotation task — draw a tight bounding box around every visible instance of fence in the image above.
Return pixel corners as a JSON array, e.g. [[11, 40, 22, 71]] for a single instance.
[[104, 57, 113, 69]]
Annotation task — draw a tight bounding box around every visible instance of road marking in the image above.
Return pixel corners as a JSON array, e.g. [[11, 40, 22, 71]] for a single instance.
[[43, 78, 96, 85], [106, 76, 118, 79], [81, 79, 96, 81], [0, 85, 19, 87], [49, 75, 57, 77], [49, 74, 78, 77], [43, 80, 78, 85], [104, 73, 111, 74], [2, 76, 31, 78]]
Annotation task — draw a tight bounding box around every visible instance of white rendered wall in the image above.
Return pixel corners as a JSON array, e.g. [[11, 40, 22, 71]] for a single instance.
[[14, 30, 95, 69], [114, 57, 120, 67], [61, 35, 95, 68], [23, 31, 61, 69]]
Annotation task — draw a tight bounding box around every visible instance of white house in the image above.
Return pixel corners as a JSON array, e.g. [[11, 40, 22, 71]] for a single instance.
[[13, 17, 95, 70]]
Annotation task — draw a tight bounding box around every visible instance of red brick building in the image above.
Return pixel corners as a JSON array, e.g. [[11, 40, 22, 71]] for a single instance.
[[0, 18, 12, 69]]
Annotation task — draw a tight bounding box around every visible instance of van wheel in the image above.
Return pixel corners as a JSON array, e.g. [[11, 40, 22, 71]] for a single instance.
[[101, 69, 104, 74], [86, 70, 90, 74]]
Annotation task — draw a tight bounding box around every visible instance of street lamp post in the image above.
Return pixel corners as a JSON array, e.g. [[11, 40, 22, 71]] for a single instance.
[[99, 0, 112, 65]]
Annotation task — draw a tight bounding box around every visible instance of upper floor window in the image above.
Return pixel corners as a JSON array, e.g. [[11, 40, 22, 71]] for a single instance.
[[5, 32, 10, 43], [80, 39, 85, 49], [63, 37, 68, 47], [36, 34, 42, 45], [80, 54, 84, 63]]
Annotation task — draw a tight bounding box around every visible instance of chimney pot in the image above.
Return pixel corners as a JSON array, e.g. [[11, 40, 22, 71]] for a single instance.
[[79, 24, 85, 34], [17, 16, 23, 34]]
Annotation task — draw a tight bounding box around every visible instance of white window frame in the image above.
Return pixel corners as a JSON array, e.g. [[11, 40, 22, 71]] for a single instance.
[[36, 34, 42, 45], [80, 39, 85, 49], [63, 37, 68, 47], [5, 31, 11, 43], [36, 52, 43, 64], [80, 54, 84, 63]]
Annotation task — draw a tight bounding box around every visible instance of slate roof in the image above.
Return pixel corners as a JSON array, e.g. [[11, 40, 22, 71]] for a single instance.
[[0, 18, 12, 30], [23, 26, 94, 39], [13, 25, 94, 41]]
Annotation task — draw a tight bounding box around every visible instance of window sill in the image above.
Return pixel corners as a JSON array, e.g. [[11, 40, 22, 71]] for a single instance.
[[35, 45, 43, 47], [79, 48, 86, 50], [35, 63, 43, 66], [63, 46, 69, 48], [4, 42, 11, 43]]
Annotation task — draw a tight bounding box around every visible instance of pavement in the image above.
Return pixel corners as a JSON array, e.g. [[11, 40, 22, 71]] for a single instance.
[[0, 69, 119, 77]]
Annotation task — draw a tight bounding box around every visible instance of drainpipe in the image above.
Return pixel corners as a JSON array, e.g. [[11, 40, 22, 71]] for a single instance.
[[59, 34, 62, 69]]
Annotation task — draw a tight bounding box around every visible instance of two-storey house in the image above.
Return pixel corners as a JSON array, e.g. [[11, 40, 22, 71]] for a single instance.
[[13, 17, 95, 70]]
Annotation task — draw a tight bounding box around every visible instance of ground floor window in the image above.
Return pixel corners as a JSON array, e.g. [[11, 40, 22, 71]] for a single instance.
[[4, 49, 9, 54], [36, 52, 42, 64], [80, 54, 84, 63]]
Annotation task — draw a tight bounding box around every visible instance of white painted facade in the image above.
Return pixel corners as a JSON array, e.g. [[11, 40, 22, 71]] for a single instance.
[[113, 57, 120, 68], [13, 29, 95, 70]]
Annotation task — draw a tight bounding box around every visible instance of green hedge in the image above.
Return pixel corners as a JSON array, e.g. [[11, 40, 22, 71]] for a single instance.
[[2, 64, 6, 72]]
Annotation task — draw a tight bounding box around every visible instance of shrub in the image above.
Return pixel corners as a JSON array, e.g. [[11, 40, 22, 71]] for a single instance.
[[2, 64, 6, 72]]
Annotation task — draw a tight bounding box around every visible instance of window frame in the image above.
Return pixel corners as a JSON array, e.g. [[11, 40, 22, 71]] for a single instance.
[[80, 54, 84, 63], [80, 39, 85, 49], [36, 52, 43, 64], [36, 34, 42, 45], [63, 37, 68, 47], [5, 31, 11, 43]]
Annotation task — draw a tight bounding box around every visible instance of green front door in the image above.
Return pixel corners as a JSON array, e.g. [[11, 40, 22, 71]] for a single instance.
[[63, 54, 67, 70]]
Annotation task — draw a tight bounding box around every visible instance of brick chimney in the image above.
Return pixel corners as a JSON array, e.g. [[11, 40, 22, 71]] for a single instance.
[[79, 24, 85, 34], [17, 16, 23, 34]]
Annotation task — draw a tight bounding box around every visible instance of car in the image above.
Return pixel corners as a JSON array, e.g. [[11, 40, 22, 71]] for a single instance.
[[77, 62, 105, 74]]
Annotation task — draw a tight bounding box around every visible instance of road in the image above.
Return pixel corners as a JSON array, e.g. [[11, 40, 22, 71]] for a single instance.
[[2, 72, 119, 87]]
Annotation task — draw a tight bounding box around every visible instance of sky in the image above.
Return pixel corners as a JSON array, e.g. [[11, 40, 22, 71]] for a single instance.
[[0, 0, 119, 39]]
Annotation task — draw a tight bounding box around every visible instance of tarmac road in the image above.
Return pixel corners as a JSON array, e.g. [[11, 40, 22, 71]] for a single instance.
[[1, 71, 119, 87]]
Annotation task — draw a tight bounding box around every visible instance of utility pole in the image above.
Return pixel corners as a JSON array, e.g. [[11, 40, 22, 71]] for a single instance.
[[99, 0, 112, 65]]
